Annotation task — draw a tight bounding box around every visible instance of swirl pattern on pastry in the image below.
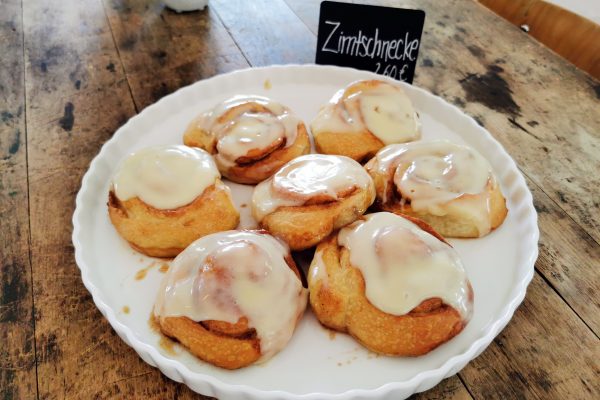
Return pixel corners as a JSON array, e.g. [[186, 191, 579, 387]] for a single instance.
[[183, 95, 310, 184], [365, 140, 508, 237], [252, 154, 375, 250], [154, 230, 307, 369], [108, 145, 239, 257], [308, 212, 473, 356], [311, 80, 421, 161]]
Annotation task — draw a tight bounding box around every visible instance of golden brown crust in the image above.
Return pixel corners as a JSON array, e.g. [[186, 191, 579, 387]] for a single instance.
[[184, 120, 311, 184], [259, 186, 375, 251], [365, 156, 508, 238], [202, 318, 256, 338], [309, 236, 349, 332], [308, 231, 471, 356], [394, 213, 451, 245], [155, 243, 304, 369], [379, 183, 508, 238], [157, 316, 261, 369], [108, 180, 239, 257], [312, 80, 406, 163], [314, 130, 384, 163]]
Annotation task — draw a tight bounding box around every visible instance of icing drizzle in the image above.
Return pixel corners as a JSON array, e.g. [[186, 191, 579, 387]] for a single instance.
[[371, 140, 497, 235], [252, 154, 375, 221], [338, 212, 473, 320], [112, 145, 219, 210], [191, 95, 301, 168], [311, 80, 421, 144], [154, 230, 307, 362]]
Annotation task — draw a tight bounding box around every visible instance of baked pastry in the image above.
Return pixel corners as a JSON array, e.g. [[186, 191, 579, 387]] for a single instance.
[[308, 212, 473, 356], [108, 145, 239, 257], [311, 79, 421, 162], [251, 154, 375, 250], [154, 230, 307, 369], [183, 95, 311, 184], [365, 140, 508, 238]]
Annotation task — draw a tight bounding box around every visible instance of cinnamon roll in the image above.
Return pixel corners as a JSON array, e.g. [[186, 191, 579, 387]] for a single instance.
[[108, 145, 239, 257], [251, 154, 375, 250], [183, 95, 310, 184], [365, 141, 508, 238], [311, 80, 421, 162], [154, 230, 307, 369], [308, 212, 473, 356]]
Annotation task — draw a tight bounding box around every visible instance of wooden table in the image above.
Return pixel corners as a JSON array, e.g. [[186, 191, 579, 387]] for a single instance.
[[2, 0, 599, 398]]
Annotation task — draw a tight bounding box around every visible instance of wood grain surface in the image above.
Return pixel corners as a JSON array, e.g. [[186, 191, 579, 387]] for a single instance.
[[1, 1, 37, 399], [1, 0, 598, 399]]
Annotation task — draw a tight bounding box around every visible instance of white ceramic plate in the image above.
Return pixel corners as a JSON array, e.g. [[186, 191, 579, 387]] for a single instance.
[[72, 65, 539, 400]]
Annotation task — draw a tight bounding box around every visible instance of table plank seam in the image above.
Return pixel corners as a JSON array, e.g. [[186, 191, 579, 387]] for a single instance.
[[534, 267, 599, 341], [445, 77, 600, 245], [209, 6, 253, 68], [518, 167, 600, 339], [422, 59, 600, 252], [521, 167, 599, 248], [105, 370, 153, 387], [100, 0, 140, 114], [456, 373, 476, 400], [429, 38, 600, 244], [20, 0, 40, 397]]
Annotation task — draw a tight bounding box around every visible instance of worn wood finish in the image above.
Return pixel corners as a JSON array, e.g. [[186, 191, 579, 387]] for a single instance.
[[2, 0, 598, 398], [22, 0, 135, 397], [0, 1, 38, 399], [407, 0, 600, 333], [479, 0, 600, 79], [412, 376, 473, 400], [461, 274, 599, 399], [286, 0, 600, 245], [210, 0, 316, 66], [528, 176, 600, 336], [287, 0, 600, 320], [103, 0, 248, 111], [410, 1, 600, 330], [429, 3, 600, 244], [21, 0, 204, 398]]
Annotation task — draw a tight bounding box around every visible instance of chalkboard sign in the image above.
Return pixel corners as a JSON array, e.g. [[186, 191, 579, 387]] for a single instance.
[[315, 1, 425, 83]]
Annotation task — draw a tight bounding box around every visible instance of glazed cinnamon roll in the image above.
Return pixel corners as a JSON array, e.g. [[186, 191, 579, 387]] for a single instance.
[[311, 80, 421, 162], [154, 230, 307, 369], [183, 95, 310, 184], [108, 145, 239, 257], [308, 212, 473, 356], [365, 141, 508, 238], [251, 154, 375, 250]]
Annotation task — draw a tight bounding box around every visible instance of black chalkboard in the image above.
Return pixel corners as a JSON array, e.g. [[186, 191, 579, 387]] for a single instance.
[[315, 1, 425, 83]]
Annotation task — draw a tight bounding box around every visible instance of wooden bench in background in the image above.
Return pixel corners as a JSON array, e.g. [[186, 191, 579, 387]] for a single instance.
[[479, 0, 600, 79]]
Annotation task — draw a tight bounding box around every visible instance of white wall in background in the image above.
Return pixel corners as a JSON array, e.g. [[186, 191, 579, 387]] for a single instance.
[[545, 0, 600, 25]]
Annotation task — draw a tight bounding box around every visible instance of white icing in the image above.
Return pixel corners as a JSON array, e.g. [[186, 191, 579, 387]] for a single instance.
[[113, 145, 219, 210], [251, 154, 375, 221], [372, 141, 496, 235], [308, 250, 328, 288], [338, 212, 472, 320], [193, 95, 300, 168], [154, 230, 307, 363], [311, 80, 421, 144]]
